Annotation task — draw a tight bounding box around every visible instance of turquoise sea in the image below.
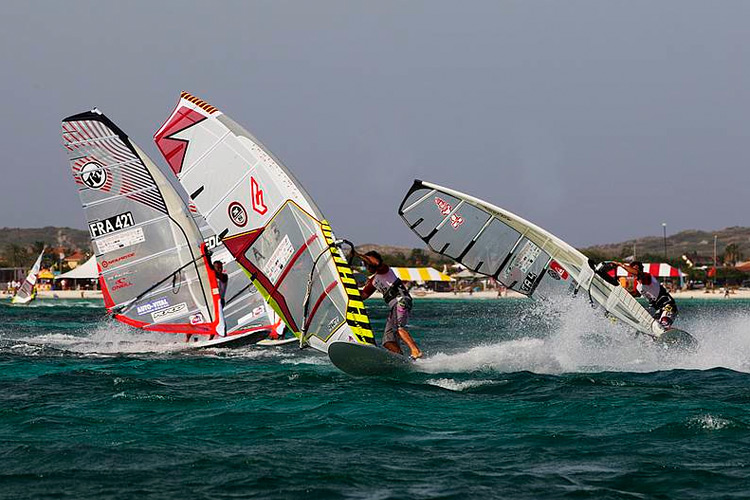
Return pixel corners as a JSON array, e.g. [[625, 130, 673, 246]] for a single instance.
[[1, 297, 749, 499]]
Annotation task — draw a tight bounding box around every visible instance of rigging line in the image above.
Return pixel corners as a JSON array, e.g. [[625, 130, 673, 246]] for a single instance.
[[112, 253, 206, 316]]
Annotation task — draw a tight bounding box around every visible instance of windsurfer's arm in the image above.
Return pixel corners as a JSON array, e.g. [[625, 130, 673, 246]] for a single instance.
[[360, 279, 375, 300], [615, 261, 638, 275]]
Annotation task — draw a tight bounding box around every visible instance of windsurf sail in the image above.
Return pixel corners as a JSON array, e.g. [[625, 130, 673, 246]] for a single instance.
[[62, 110, 224, 336], [11, 249, 44, 305], [398, 180, 664, 337], [154, 91, 375, 352], [191, 206, 284, 338]]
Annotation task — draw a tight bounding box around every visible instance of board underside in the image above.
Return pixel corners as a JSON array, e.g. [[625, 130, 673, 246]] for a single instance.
[[328, 341, 413, 376], [654, 328, 698, 351]]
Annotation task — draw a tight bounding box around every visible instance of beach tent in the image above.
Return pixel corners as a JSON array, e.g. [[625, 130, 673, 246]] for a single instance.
[[392, 267, 453, 282], [452, 268, 481, 279], [55, 256, 97, 280]]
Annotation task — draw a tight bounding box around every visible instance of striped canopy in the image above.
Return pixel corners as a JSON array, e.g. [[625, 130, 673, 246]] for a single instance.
[[613, 263, 686, 278], [392, 267, 454, 282]]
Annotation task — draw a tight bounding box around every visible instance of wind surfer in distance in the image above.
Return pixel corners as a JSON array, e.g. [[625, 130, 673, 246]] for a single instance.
[[616, 261, 678, 329], [356, 250, 423, 359]]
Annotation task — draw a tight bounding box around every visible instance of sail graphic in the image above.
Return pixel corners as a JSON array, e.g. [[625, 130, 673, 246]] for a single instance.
[[398, 180, 664, 337], [62, 110, 224, 336], [11, 249, 44, 305], [155, 92, 374, 352], [191, 207, 284, 338]]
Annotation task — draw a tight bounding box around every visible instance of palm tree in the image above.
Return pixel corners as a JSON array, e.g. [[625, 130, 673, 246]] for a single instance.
[[723, 243, 743, 266]]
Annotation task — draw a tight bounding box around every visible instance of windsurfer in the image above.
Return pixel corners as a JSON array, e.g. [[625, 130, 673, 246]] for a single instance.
[[356, 251, 423, 359], [212, 260, 228, 307], [616, 261, 678, 328]]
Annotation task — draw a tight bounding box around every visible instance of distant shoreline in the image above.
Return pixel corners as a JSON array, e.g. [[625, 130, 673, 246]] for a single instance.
[[1, 288, 747, 302]]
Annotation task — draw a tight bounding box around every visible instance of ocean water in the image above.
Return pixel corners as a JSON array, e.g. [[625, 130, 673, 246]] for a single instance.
[[1, 297, 749, 499]]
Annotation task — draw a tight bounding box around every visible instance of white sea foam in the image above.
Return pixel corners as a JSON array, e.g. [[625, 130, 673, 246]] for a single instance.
[[425, 378, 496, 391], [689, 414, 733, 430], [418, 296, 750, 375]]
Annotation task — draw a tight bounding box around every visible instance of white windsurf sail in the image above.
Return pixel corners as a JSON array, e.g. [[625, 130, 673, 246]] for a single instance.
[[154, 91, 375, 353], [191, 206, 284, 338], [11, 249, 44, 305], [62, 110, 225, 337], [398, 180, 664, 337]]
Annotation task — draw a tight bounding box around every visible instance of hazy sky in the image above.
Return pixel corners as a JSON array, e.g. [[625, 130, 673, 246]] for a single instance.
[[1, 1, 748, 247]]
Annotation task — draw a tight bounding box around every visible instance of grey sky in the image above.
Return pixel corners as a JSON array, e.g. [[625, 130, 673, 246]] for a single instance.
[[1, 1, 748, 248]]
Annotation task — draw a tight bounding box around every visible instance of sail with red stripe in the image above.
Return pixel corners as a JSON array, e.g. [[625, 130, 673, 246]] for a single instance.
[[62, 110, 224, 336], [154, 92, 374, 353]]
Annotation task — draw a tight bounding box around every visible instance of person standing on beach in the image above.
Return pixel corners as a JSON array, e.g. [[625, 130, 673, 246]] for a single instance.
[[356, 250, 423, 359], [616, 261, 678, 328]]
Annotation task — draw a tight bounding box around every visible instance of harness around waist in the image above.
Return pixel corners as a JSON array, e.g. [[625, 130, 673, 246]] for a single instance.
[[383, 278, 410, 304]]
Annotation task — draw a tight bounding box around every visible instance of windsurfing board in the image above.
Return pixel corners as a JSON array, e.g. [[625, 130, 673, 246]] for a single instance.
[[185, 329, 270, 350], [328, 341, 414, 376], [257, 337, 298, 347]]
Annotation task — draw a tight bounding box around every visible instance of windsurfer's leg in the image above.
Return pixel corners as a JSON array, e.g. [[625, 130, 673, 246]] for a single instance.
[[397, 327, 422, 359], [382, 308, 403, 354], [383, 341, 403, 354], [394, 301, 421, 358]]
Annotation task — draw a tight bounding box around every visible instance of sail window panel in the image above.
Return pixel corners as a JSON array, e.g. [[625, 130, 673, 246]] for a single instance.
[[533, 264, 578, 300], [461, 219, 522, 275], [243, 203, 347, 332], [401, 189, 462, 239], [428, 203, 490, 259], [499, 238, 550, 295]]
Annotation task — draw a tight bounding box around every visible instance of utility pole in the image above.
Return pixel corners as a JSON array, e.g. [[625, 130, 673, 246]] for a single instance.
[[662, 222, 667, 260]]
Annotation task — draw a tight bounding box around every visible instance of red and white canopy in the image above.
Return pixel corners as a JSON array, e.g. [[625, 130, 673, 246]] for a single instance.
[[612, 263, 686, 278]]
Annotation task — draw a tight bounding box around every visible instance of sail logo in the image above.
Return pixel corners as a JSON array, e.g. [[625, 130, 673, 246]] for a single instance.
[[151, 302, 188, 322], [228, 202, 248, 227], [112, 277, 133, 291], [435, 197, 463, 230], [435, 197, 452, 216], [136, 297, 170, 315], [251, 177, 268, 215], [80, 162, 108, 189], [101, 252, 135, 269], [548, 260, 569, 280]]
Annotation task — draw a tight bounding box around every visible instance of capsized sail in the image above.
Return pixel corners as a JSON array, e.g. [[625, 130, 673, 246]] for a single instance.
[[11, 249, 44, 305], [398, 180, 664, 337], [191, 206, 284, 338], [62, 110, 224, 336], [154, 92, 374, 352]]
